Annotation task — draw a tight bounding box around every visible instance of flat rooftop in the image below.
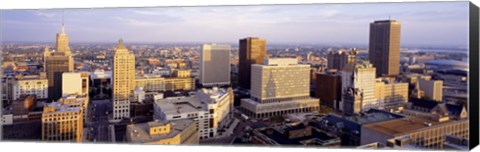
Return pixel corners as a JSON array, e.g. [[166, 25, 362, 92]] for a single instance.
[[258, 124, 340, 145], [363, 117, 466, 136], [156, 96, 206, 115], [127, 119, 194, 143]]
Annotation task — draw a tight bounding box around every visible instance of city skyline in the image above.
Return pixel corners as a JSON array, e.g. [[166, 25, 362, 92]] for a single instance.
[[1, 2, 469, 47]]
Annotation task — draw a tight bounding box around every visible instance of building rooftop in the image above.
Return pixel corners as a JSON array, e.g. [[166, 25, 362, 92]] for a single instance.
[[43, 102, 81, 113], [127, 119, 194, 143], [136, 74, 163, 79], [262, 58, 298, 66], [89, 70, 111, 79], [156, 88, 230, 115], [257, 123, 340, 146], [363, 117, 466, 136]]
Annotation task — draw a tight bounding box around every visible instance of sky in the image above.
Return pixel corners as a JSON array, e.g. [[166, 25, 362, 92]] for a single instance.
[[0, 2, 470, 47]]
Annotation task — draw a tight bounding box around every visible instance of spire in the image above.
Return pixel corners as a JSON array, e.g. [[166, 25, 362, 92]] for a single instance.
[[61, 11, 65, 34], [116, 38, 127, 50]]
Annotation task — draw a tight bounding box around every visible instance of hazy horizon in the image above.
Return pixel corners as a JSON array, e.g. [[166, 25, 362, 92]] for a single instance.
[[1, 2, 469, 48]]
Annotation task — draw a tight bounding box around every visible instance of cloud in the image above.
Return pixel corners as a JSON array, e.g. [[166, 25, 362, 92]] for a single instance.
[[34, 11, 55, 18]]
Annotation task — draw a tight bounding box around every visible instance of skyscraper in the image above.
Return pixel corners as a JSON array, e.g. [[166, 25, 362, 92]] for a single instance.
[[238, 37, 266, 89], [44, 17, 74, 101], [200, 43, 231, 87], [112, 39, 136, 121], [327, 48, 357, 70], [341, 61, 376, 114], [368, 20, 401, 76]]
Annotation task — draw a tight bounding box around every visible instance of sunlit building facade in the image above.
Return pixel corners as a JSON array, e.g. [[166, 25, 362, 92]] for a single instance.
[[368, 20, 401, 76], [112, 39, 136, 121], [200, 43, 231, 87]]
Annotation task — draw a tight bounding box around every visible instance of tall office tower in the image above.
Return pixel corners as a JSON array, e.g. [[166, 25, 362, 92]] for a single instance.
[[238, 37, 266, 89], [368, 20, 401, 76], [240, 58, 320, 118], [327, 48, 357, 70], [62, 72, 89, 96], [45, 17, 74, 101], [341, 61, 376, 114], [200, 43, 231, 87], [112, 39, 136, 121], [41, 101, 84, 142], [315, 70, 342, 110]]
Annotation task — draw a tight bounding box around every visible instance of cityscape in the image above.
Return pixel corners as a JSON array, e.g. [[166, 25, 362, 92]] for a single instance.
[[0, 2, 471, 151]]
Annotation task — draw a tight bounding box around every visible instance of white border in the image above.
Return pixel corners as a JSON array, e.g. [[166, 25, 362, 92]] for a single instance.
[[1, 0, 479, 152]]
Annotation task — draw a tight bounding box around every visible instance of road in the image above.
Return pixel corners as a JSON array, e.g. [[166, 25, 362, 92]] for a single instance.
[[87, 99, 111, 143]]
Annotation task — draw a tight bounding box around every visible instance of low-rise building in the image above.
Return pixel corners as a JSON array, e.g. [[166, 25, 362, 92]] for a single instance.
[[126, 119, 199, 144], [361, 117, 469, 149], [251, 122, 341, 146], [154, 87, 234, 139], [13, 74, 48, 101]]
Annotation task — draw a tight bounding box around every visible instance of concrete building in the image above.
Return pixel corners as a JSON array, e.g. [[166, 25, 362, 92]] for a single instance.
[[361, 117, 469, 149], [250, 122, 341, 146], [341, 61, 376, 114], [315, 70, 342, 110], [368, 20, 401, 76], [44, 18, 74, 101], [313, 109, 405, 146], [41, 101, 84, 142], [126, 119, 199, 144], [112, 39, 136, 121], [12, 74, 48, 100], [62, 72, 89, 97], [238, 37, 267, 89], [374, 78, 409, 111], [415, 77, 443, 101], [154, 87, 234, 139], [327, 48, 357, 70], [59, 94, 89, 123], [241, 58, 320, 118], [135, 74, 195, 92], [200, 43, 231, 87], [11, 94, 37, 117]]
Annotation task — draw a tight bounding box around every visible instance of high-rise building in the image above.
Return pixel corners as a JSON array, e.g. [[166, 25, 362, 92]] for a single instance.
[[238, 37, 267, 89], [41, 101, 84, 142], [315, 70, 342, 110], [341, 61, 376, 114], [327, 48, 357, 70], [45, 18, 74, 101], [240, 58, 320, 118], [200, 44, 231, 87], [112, 39, 136, 121], [374, 78, 409, 111], [368, 20, 401, 76], [62, 72, 89, 97]]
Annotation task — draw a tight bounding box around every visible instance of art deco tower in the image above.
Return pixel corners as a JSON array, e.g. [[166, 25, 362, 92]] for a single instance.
[[238, 37, 266, 89], [368, 20, 401, 76], [45, 16, 74, 101], [112, 39, 136, 121]]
